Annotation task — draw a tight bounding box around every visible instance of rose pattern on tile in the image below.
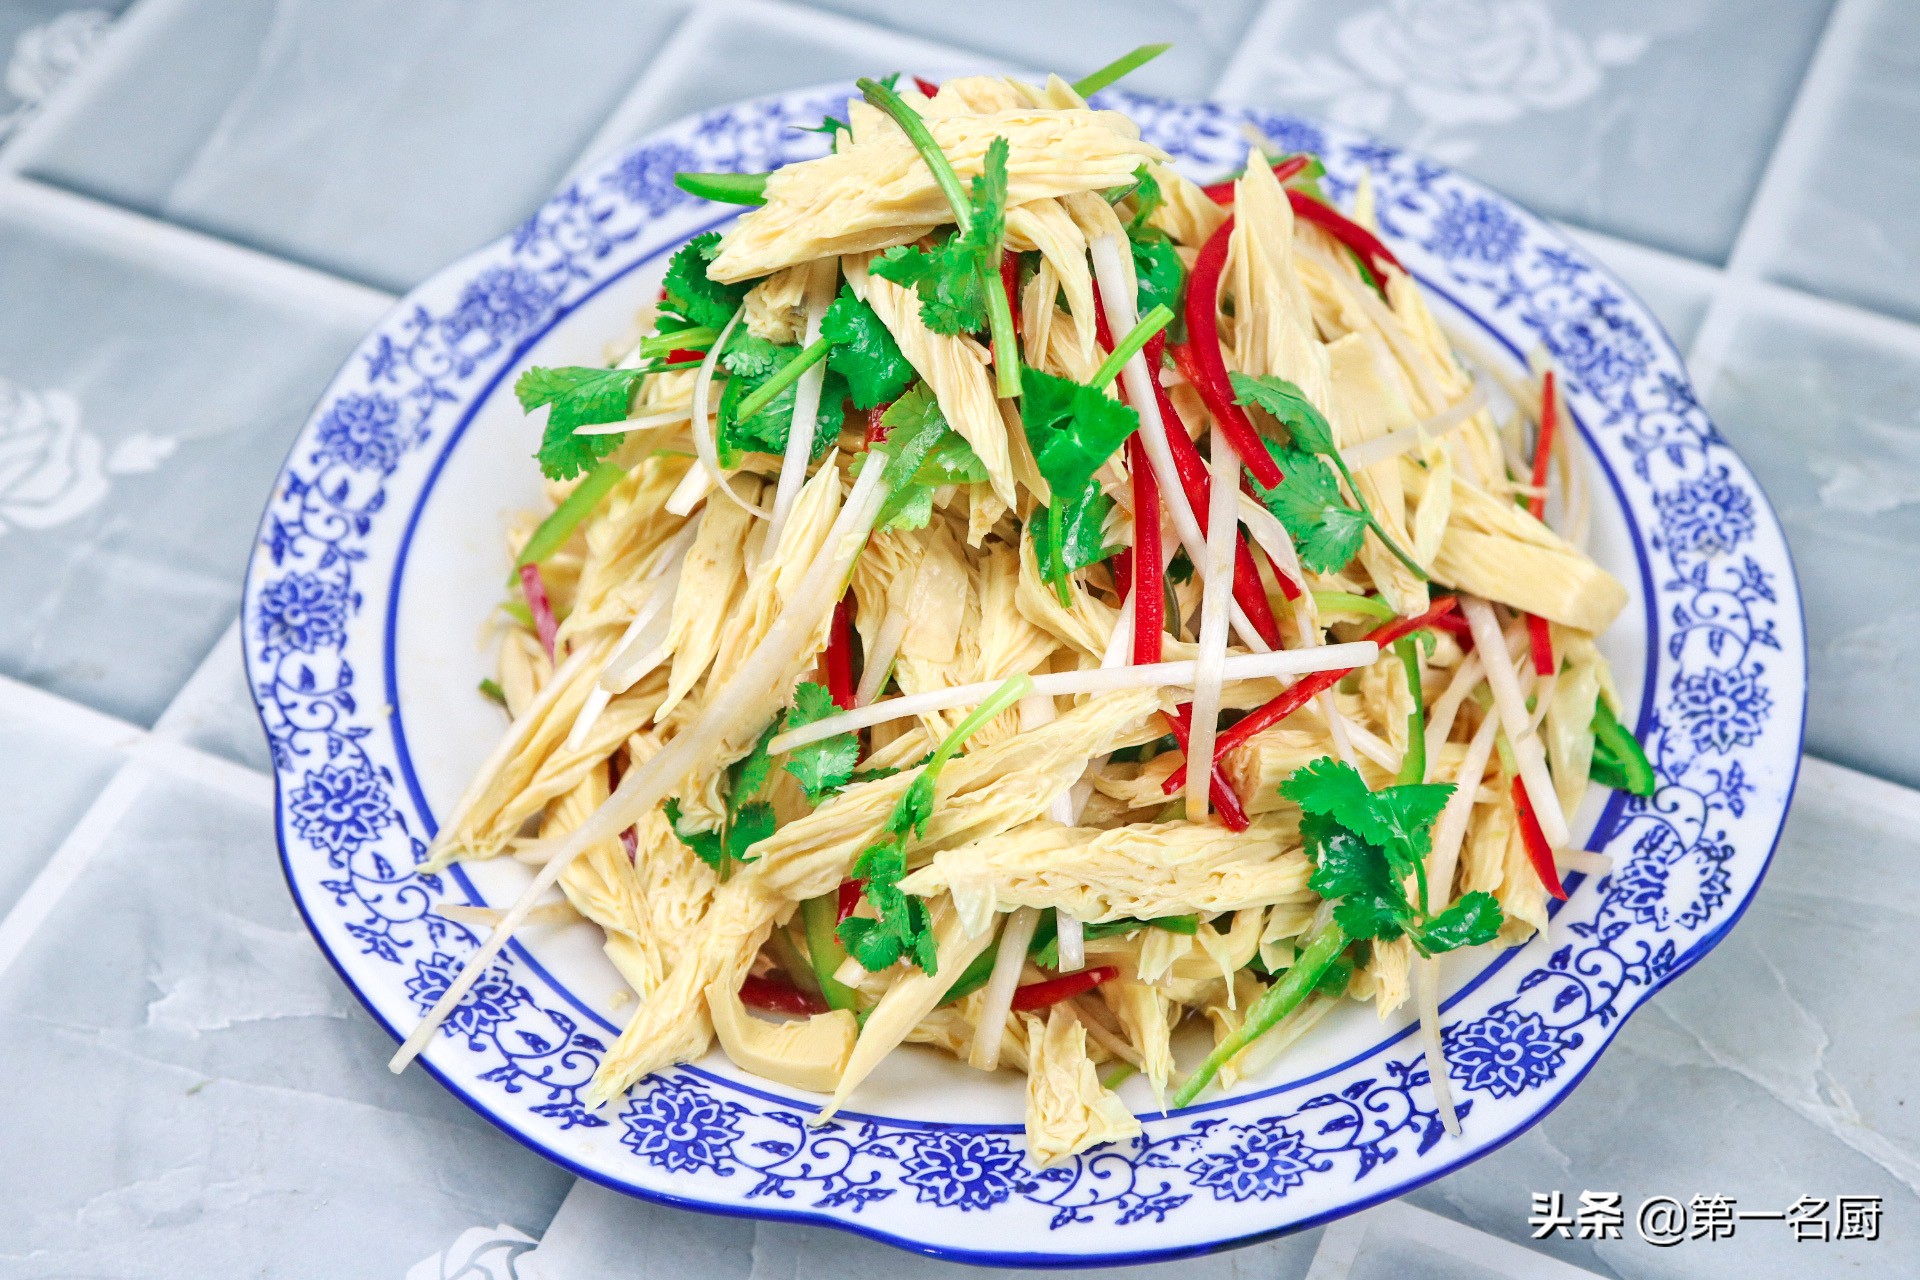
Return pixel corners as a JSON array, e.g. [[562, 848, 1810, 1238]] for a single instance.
[[247, 87, 1800, 1257], [1250, 0, 1650, 162], [0, 7, 112, 140], [0, 376, 173, 535]]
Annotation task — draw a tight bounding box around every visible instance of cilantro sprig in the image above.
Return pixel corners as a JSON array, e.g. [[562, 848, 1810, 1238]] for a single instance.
[[663, 722, 782, 879], [838, 675, 1035, 975], [1235, 372, 1429, 581], [864, 383, 987, 530], [857, 78, 1021, 399], [1171, 756, 1503, 1106], [781, 682, 860, 801], [821, 285, 916, 410]]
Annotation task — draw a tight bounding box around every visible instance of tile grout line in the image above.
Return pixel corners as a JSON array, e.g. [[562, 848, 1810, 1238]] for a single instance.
[[0, 763, 151, 980], [1685, 0, 1880, 396], [0, 174, 396, 325]]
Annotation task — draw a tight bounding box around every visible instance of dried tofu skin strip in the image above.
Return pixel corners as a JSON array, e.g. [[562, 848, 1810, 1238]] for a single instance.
[[1004, 199, 1096, 367], [563, 456, 692, 639], [742, 264, 809, 344], [1103, 977, 1175, 1100], [657, 484, 762, 721], [901, 817, 1316, 935], [1022, 1006, 1140, 1166], [1147, 163, 1228, 249], [1324, 333, 1427, 613], [1403, 463, 1627, 631], [708, 982, 857, 1093], [545, 764, 657, 996], [710, 98, 1163, 282]]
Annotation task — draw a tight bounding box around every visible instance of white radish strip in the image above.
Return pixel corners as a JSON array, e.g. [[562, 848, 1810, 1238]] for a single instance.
[[765, 260, 839, 556], [1185, 431, 1238, 823], [1461, 597, 1570, 848], [664, 462, 713, 516], [1413, 957, 1461, 1136], [689, 309, 773, 519], [1340, 384, 1489, 472], [1557, 849, 1613, 876], [854, 609, 909, 707], [767, 641, 1379, 755], [597, 528, 699, 693], [1423, 651, 1485, 762], [969, 907, 1040, 1071], [392, 459, 887, 1074], [573, 405, 696, 436]]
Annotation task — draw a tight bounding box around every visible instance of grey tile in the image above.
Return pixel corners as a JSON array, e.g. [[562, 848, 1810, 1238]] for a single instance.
[[0, 208, 363, 725], [1410, 763, 1920, 1277], [0, 2, 131, 141], [1764, 1, 1920, 324], [0, 706, 126, 918], [14, 0, 691, 291], [793, 0, 1264, 98], [0, 768, 573, 1276], [1703, 305, 1920, 787], [1227, 0, 1835, 264]]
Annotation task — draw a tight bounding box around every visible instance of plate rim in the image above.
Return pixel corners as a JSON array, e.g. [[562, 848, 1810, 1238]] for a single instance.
[[243, 81, 1809, 1267]]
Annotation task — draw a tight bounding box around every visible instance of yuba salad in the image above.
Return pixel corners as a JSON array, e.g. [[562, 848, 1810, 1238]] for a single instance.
[[393, 47, 1656, 1166]]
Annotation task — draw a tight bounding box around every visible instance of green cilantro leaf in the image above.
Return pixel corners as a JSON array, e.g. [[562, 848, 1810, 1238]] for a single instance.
[[1029, 477, 1117, 583], [867, 383, 981, 529], [781, 682, 859, 801], [661, 232, 746, 329], [1124, 164, 1163, 235], [1255, 443, 1370, 572], [716, 344, 848, 466], [726, 801, 775, 864], [868, 137, 1009, 336], [1132, 236, 1185, 323], [719, 330, 787, 378], [731, 721, 778, 801], [1020, 367, 1139, 498], [663, 798, 726, 872], [1231, 371, 1335, 453], [515, 367, 637, 480], [822, 286, 916, 410], [1414, 891, 1503, 952]]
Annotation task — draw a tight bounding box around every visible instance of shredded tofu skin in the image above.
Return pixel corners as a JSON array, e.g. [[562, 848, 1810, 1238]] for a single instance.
[[410, 71, 1647, 1167]]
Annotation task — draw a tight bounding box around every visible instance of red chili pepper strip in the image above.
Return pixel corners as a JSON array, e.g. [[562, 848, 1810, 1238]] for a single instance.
[[1428, 608, 1475, 647], [1512, 775, 1567, 900], [1011, 965, 1119, 1011], [1183, 221, 1285, 490], [1162, 596, 1462, 794], [1284, 191, 1404, 282], [518, 563, 558, 660], [1147, 334, 1286, 643], [1526, 611, 1556, 678], [865, 405, 890, 445], [824, 594, 857, 709], [837, 878, 863, 924], [620, 827, 638, 863], [1001, 249, 1022, 339], [740, 972, 830, 1017], [913, 76, 941, 98], [665, 348, 708, 364], [1163, 706, 1250, 832], [1128, 435, 1165, 667], [1199, 153, 1310, 204]]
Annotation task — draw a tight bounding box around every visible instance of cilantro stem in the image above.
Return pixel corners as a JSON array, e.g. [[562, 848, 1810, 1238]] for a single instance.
[[639, 327, 717, 358], [930, 674, 1035, 773], [730, 336, 832, 424], [1047, 500, 1072, 607], [1312, 590, 1396, 621], [858, 77, 973, 233], [1070, 43, 1172, 98], [1172, 923, 1347, 1107], [802, 893, 860, 1011], [673, 171, 769, 205], [1325, 449, 1429, 581], [1099, 1061, 1138, 1091], [1089, 304, 1174, 392], [1395, 637, 1431, 912], [502, 600, 534, 629], [512, 459, 626, 583], [987, 262, 1022, 400], [477, 677, 506, 707]]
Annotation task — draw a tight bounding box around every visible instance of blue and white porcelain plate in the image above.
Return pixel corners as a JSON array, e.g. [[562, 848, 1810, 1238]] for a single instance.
[[244, 85, 1806, 1267]]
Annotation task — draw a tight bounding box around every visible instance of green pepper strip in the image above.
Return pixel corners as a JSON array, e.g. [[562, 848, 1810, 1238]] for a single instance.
[[673, 171, 770, 205], [1089, 304, 1174, 391], [512, 459, 627, 582], [477, 677, 506, 707], [1591, 699, 1656, 796], [1312, 589, 1397, 622], [1070, 43, 1172, 98], [1172, 923, 1349, 1107], [802, 893, 859, 1011], [730, 336, 833, 424], [1395, 636, 1427, 788], [857, 76, 1021, 400]]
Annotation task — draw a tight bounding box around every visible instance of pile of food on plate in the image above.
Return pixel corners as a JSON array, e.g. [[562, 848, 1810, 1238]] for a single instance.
[[395, 46, 1654, 1166]]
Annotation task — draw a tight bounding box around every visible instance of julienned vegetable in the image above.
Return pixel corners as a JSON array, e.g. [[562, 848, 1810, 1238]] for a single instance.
[[403, 56, 1652, 1168]]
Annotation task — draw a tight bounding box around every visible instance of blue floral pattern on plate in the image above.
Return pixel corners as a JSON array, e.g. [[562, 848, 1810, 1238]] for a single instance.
[[244, 84, 1805, 1267]]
